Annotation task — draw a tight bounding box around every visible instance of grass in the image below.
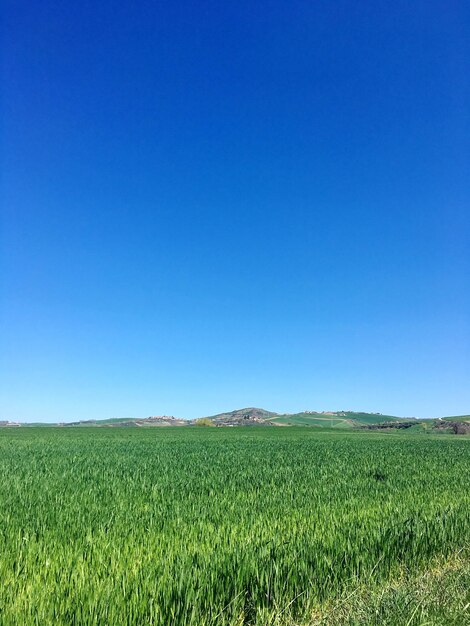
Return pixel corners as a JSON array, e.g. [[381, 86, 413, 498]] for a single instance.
[[0, 427, 468, 625], [311, 546, 470, 625]]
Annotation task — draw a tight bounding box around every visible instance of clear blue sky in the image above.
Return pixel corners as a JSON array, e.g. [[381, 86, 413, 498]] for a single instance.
[[1, 1, 469, 421]]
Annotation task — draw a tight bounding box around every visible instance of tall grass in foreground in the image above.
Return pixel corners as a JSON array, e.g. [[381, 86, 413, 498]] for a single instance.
[[0, 427, 468, 625]]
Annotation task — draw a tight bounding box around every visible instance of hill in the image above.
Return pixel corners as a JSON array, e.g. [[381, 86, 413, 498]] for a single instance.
[[195, 409, 416, 429], [441, 415, 470, 423], [2, 409, 469, 433], [201, 407, 278, 426], [268, 411, 405, 428], [62, 416, 187, 427]]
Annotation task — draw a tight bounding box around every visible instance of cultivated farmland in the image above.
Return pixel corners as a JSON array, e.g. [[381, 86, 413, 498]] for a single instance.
[[0, 427, 468, 625]]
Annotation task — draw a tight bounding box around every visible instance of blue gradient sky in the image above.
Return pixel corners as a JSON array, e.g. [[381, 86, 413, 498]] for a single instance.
[[1, 1, 469, 421]]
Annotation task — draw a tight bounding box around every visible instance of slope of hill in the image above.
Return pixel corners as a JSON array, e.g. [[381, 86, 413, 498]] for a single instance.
[[269, 413, 354, 428], [61, 409, 408, 428], [435, 416, 470, 435], [64, 416, 187, 427], [202, 407, 278, 425], [441, 415, 470, 423], [340, 411, 406, 425], [270, 411, 406, 428]]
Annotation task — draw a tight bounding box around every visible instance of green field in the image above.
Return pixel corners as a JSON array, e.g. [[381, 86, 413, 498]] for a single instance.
[[442, 415, 470, 423], [0, 428, 469, 625], [270, 414, 352, 427]]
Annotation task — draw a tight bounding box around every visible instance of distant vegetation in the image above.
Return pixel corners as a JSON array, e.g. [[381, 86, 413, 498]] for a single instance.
[[194, 417, 215, 427], [0, 427, 468, 624]]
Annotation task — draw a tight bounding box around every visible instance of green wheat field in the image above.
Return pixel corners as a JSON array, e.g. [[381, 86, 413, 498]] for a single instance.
[[0, 427, 469, 625]]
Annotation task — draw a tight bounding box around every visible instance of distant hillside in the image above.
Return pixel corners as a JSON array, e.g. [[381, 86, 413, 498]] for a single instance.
[[195, 409, 414, 429], [196, 410, 467, 434], [63, 416, 187, 427], [269, 411, 405, 428], [202, 407, 278, 426], [441, 415, 470, 423], [2, 409, 469, 433], [435, 416, 470, 435], [270, 412, 353, 428]]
